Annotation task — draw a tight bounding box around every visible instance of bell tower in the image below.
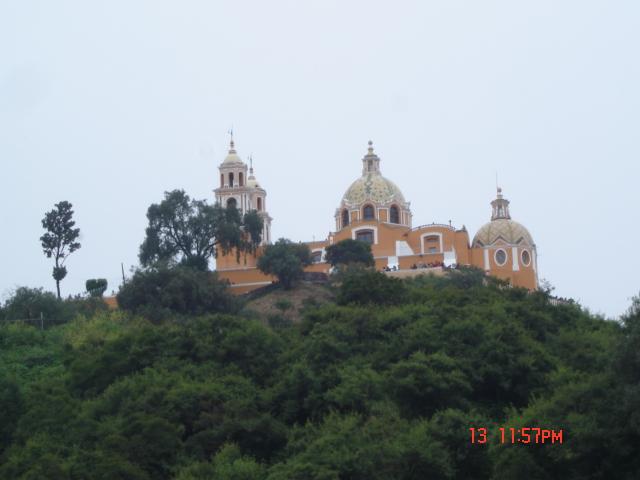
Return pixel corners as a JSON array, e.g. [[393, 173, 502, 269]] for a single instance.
[[214, 137, 271, 245]]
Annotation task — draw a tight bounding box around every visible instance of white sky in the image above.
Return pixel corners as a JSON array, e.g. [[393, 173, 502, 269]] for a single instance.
[[1, 1, 639, 318]]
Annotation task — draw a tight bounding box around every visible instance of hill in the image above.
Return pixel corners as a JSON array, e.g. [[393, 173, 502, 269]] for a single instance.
[[243, 281, 335, 325], [0, 268, 638, 479]]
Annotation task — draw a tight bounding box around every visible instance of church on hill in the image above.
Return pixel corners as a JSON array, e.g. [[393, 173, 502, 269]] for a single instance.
[[214, 139, 539, 293]]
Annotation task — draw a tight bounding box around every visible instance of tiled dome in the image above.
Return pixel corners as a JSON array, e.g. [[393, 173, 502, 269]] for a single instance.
[[340, 141, 407, 208], [342, 173, 406, 207], [473, 188, 534, 247], [473, 219, 534, 247]]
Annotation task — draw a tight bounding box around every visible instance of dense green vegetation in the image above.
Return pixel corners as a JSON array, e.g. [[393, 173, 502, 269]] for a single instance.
[[117, 266, 239, 322], [324, 239, 375, 268], [257, 239, 312, 289], [1, 269, 638, 479]]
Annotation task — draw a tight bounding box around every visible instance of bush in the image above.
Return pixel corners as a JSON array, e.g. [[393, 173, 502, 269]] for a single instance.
[[337, 268, 408, 306], [274, 299, 293, 313], [268, 314, 293, 329], [116, 266, 238, 321], [445, 265, 486, 289], [85, 278, 108, 297], [325, 239, 374, 267], [0, 374, 23, 453], [257, 239, 311, 289], [66, 295, 110, 318], [2, 287, 72, 324]]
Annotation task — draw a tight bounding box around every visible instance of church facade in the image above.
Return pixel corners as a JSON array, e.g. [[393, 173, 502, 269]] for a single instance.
[[214, 140, 539, 294]]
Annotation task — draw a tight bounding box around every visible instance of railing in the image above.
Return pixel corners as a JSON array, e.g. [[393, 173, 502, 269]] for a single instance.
[[549, 297, 575, 306], [1, 315, 47, 329], [410, 223, 457, 232]]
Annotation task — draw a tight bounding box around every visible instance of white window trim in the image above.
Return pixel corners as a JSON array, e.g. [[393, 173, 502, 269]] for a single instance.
[[512, 247, 520, 271], [494, 248, 508, 266], [352, 225, 378, 244], [311, 248, 325, 263], [420, 232, 443, 254], [521, 249, 531, 267]]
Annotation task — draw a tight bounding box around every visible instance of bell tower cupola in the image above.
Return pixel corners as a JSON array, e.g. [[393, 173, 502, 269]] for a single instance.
[[491, 187, 511, 220], [362, 140, 381, 175]]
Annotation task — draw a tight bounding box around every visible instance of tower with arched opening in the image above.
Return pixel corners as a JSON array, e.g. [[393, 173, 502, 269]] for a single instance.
[[214, 139, 272, 245]]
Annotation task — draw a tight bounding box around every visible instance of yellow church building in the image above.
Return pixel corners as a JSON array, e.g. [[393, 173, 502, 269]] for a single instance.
[[215, 140, 539, 293]]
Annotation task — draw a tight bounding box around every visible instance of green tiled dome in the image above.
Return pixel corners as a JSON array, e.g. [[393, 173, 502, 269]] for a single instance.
[[342, 173, 406, 207]]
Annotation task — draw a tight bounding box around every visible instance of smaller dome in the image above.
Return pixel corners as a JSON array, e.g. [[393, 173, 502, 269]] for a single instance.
[[246, 156, 260, 188], [247, 172, 260, 188], [222, 140, 244, 165], [473, 219, 534, 247], [473, 187, 534, 247]]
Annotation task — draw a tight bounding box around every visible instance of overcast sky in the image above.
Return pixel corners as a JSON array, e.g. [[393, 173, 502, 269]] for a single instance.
[[1, 1, 638, 318]]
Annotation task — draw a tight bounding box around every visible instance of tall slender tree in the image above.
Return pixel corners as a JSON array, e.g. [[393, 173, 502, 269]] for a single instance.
[[40, 201, 81, 299]]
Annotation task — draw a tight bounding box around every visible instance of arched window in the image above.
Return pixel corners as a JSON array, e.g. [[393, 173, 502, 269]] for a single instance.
[[390, 205, 400, 224], [257, 197, 262, 211], [220, 174, 224, 187], [363, 204, 375, 220], [423, 234, 441, 254], [342, 209, 350, 228], [229, 172, 234, 187], [311, 251, 323, 263], [356, 229, 374, 244], [226, 197, 237, 209], [239, 172, 244, 186]]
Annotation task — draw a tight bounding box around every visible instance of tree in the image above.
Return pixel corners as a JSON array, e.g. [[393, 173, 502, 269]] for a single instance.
[[257, 239, 311, 289], [0, 374, 23, 453], [116, 265, 237, 321], [40, 201, 81, 299], [139, 190, 263, 270], [2, 286, 70, 322], [388, 351, 471, 417], [336, 268, 407, 306], [324, 239, 374, 268], [85, 279, 108, 297], [175, 443, 265, 480]]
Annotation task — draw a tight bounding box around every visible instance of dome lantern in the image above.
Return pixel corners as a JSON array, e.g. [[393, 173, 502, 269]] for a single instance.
[[362, 140, 381, 175], [491, 187, 511, 220]]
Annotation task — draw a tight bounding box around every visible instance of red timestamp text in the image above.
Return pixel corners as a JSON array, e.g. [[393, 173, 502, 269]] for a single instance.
[[469, 427, 563, 445]]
